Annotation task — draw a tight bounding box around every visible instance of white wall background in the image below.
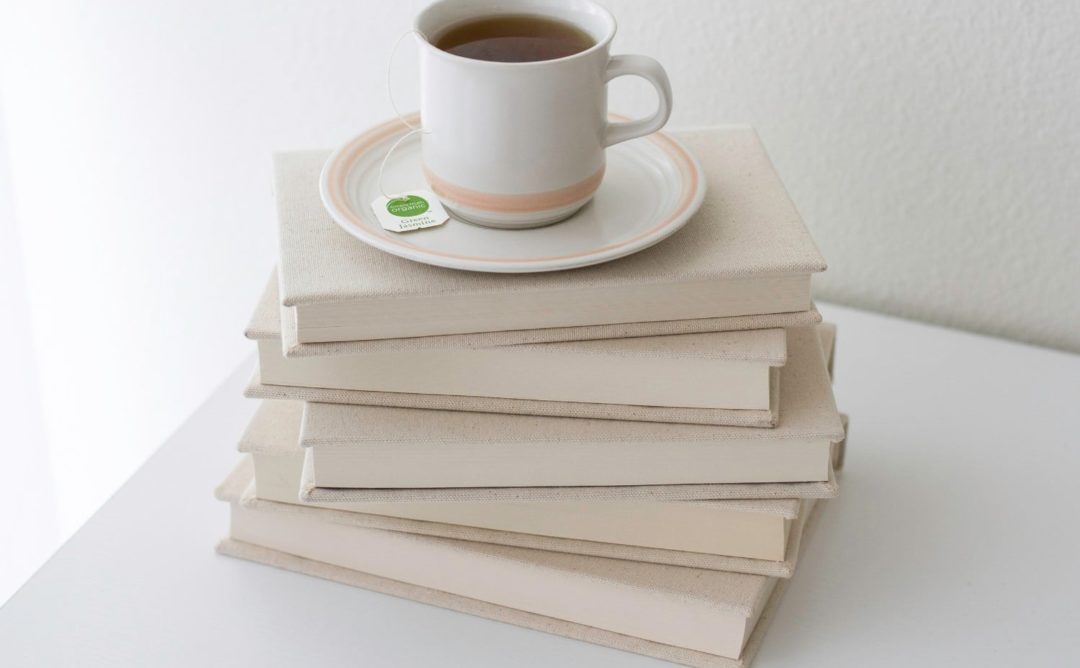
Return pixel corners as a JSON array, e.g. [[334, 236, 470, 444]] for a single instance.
[[0, 0, 1076, 599]]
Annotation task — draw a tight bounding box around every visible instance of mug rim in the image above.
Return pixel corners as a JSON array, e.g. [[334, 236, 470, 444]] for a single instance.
[[413, 0, 617, 68]]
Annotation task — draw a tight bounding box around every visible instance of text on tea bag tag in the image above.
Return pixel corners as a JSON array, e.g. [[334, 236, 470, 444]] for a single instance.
[[372, 190, 449, 233]]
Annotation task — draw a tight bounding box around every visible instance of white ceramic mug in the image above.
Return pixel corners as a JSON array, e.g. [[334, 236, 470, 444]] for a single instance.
[[414, 0, 673, 229]]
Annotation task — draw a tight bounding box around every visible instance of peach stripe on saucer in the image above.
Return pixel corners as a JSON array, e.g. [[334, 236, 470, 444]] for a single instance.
[[423, 167, 605, 214], [323, 112, 700, 264]]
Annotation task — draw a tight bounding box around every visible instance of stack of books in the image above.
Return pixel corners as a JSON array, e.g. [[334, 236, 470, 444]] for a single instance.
[[217, 126, 849, 667]]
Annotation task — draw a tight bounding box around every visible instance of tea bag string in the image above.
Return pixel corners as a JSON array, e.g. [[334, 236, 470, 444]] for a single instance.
[[379, 29, 431, 202]]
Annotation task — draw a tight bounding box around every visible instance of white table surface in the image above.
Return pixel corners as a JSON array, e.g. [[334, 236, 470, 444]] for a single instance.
[[2, 303, 1078, 667]]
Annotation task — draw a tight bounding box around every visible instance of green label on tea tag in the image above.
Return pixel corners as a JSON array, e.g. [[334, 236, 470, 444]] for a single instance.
[[372, 190, 449, 232]]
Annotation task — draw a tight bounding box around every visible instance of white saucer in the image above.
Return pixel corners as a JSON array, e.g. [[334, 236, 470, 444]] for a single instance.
[[320, 114, 706, 273]]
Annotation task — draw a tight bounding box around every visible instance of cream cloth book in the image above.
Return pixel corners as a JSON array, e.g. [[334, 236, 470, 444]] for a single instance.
[[246, 368, 779, 427], [300, 326, 842, 490], [238, 326, 842, 573], [277, 303, 822, 358], [216, 467, 827, 663], [238, 404, 834, 573], [300, 450, 841, 504], [216, 470, 827, 667], [252, 271, 786, 411], [215, 537, 794, 668], [276, 126, 827, 343], [297, 323, 844, 503], [247, 273, 786, 427], [817, 321, 836, 379]]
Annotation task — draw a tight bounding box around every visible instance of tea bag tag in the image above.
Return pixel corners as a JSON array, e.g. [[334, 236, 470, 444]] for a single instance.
[[372, 190, 449, 233]]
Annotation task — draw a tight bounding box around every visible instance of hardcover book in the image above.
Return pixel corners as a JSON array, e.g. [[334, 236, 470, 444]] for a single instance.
[[247, 273, 786, 426], [277, 302, 822, 358], [299, 326, 842, 490], [817, 321, 836, 379], [216, 465, 828, 664], [237, 404, 840, 574], [216, 537, 794, 668], [300, 449, 842, 503], [246, 368, 778, 427], [275, 126, 827, 343]]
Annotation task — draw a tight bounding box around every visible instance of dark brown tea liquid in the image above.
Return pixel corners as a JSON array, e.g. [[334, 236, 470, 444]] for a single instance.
[[433, 14, 595, 63]]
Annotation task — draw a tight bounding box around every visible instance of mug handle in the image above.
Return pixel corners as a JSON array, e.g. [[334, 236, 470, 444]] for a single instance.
[[602, 54, 674, 147]]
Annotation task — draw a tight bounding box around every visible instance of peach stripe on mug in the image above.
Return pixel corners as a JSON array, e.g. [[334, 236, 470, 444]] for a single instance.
[[423, 167, 605, 215], [413, 0, 672, 228]]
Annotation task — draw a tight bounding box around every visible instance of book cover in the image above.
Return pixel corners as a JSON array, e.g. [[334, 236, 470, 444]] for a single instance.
[[248, 273, 785, 418], [817, 321, 837, 379], [300, 448, 841, 503], [248, 275, 788, 426], [247, 272, 822, 357], [297, 416, 847, 504], [237, 404, 824, 574], [216, 466, 827, 663], [216, 462, 827, 667], [299, 327, 841, 489], [215, 537, 792, 667], [275, 127, 827, 342], [246, 369, 779, 427]]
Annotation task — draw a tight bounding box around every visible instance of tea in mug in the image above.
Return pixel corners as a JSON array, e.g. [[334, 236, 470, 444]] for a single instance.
[[433, 14, 595, 63]]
